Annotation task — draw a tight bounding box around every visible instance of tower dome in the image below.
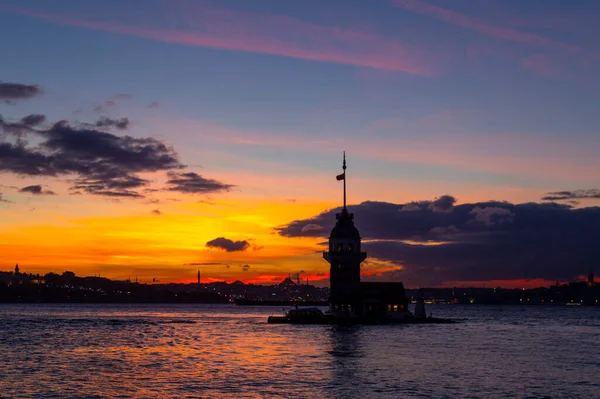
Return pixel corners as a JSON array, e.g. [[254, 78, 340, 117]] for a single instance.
[[329, 209, 360, 239]]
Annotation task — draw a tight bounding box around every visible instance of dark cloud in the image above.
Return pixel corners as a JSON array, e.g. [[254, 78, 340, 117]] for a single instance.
[[0, 115, 37, 136], [241, 264, 250, 272], [429, 195, 456, 212], [19, 185, 55, 196], [0, 120, 182, 198], [278, 200, 447, 239], [70, 176, 148, 198], [277, 199, 600, 286], [151, 209, 161, 215], [1, 86, 233, 199], [468, 206, 514, 226], [0, 142, 53, 174], [147, 102, 160, 109], [542, 189, 600, 201], [20, 114, 46, 126], [0, 193, 9, 203], [0, 82, 41, 100], [166, 172, 233, 194], [428, 225, 459, 235], [94, 116, 130, 130], [206, 237, 250, 252]]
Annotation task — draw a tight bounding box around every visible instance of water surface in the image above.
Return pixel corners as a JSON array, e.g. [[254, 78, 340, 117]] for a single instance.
[[1, 304, 598, 398]]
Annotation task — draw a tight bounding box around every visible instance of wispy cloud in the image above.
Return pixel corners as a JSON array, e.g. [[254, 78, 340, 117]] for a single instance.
[[94, 116, 130, 130], [19, 185, 56, 196], [0, 82, 42, 102], [148, 113, 600, 184], [0, 4, 435, 76], [20, 114, 46, 126], [392, 0, 580, 52], [166, 172, 233, 194], [520, 53, 566, 78], [541, 189, 600, 201]]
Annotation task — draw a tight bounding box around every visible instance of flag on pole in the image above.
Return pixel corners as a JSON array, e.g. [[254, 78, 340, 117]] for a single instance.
[[336, 173, 345, 181]]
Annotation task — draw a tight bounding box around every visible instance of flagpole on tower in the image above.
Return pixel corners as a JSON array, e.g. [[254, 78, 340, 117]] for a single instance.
[[335, 152, 347, 209], [343, 151, 346, 210]]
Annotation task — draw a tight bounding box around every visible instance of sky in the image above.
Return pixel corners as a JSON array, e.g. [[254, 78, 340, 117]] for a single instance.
[[1, 0, 599, 288]]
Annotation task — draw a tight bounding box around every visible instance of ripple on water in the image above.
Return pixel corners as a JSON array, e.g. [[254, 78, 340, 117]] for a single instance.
[[1, 304, 599, 398]]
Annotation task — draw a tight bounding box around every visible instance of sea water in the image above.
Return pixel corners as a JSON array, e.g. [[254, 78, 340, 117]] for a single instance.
[[0, 304, 598, 398]]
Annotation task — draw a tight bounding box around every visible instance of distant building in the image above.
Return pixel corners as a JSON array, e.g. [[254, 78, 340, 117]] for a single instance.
[[323, 153, 409, 321], [589, 270, 595, 287], [14, 263, 19, 275], [279, 276, 296, 291]]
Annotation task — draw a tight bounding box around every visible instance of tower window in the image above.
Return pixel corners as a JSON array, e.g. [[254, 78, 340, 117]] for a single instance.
[[348, 243, 354, 252], [337, 243, 343, 253]]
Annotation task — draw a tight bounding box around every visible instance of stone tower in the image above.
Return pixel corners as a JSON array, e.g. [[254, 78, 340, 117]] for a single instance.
[[323, 153, 367, 317]]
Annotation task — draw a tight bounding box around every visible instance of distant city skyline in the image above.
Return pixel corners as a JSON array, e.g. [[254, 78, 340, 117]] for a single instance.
[[1, 0, 599, 287]]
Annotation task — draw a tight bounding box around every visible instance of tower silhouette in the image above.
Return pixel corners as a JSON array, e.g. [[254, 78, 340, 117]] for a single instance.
[[323, 153, 367, 317]]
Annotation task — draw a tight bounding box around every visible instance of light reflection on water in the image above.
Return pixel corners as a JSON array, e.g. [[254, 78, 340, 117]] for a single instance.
[[1, 304, 598, 398]]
